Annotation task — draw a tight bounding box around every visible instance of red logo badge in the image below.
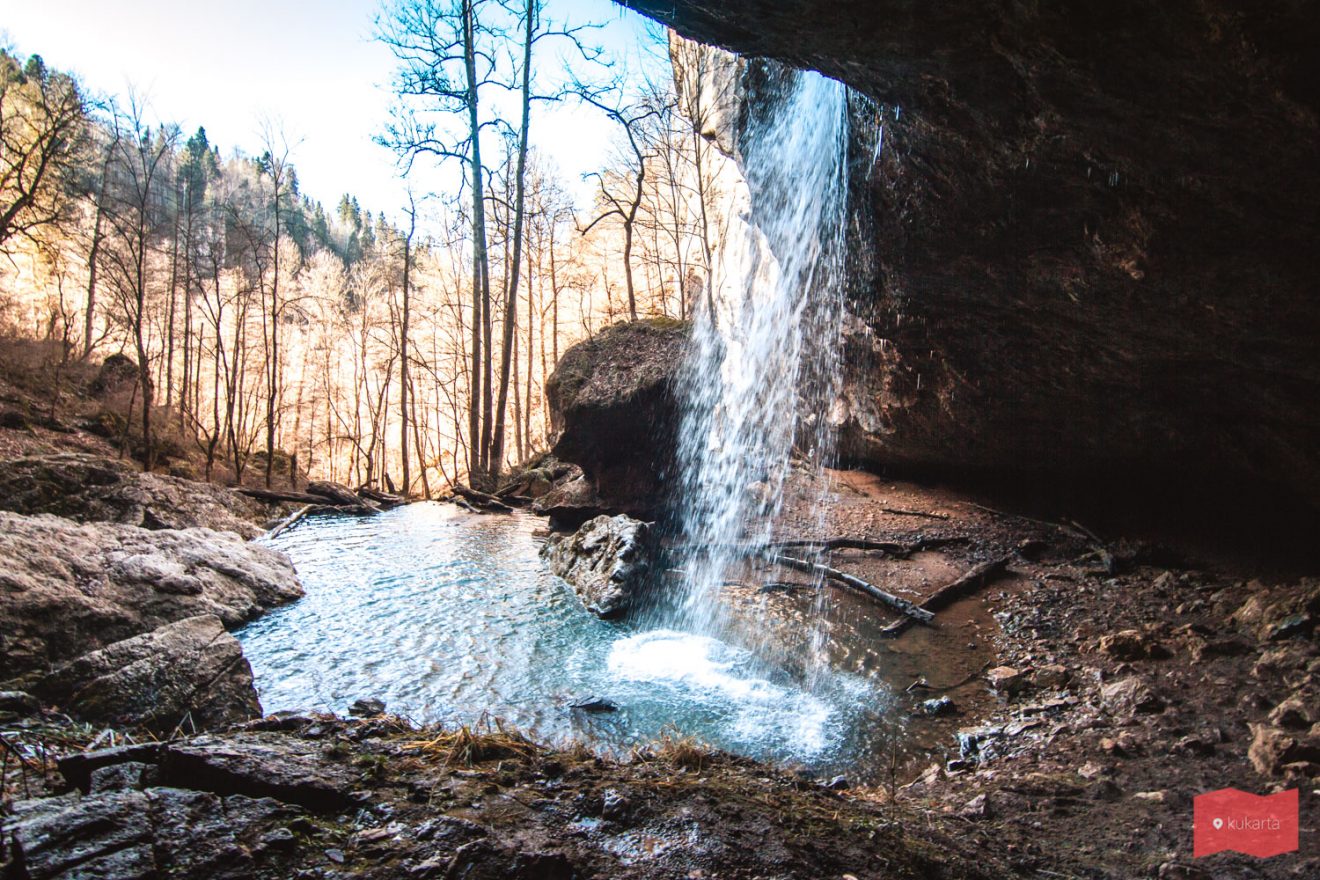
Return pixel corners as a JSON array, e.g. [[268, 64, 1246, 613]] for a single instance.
[[1193, 788, 1299, 858]]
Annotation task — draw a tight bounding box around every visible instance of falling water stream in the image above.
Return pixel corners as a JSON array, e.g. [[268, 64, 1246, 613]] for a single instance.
[[235, 68, 961, 781], [656, 66, 851, 675]]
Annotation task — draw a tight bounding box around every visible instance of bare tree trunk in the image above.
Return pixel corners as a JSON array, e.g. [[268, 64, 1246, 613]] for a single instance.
[[399, 194, 416, 495], [82, 143, 114, 359], [263, 146, 286, 489], [463, 0, 491, 485], [489, 0, 535, 480]]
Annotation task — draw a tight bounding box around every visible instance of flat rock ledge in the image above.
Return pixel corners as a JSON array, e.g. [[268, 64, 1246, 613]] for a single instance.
[[0, 453, 281, 538], [0, 510, 303, 679], [541, 514, 654, 618], [4, 731, 367, 880]]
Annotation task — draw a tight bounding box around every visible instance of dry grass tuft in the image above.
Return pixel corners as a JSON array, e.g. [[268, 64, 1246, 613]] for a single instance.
[[403, 719, 542, 767], [632, 729, 714, 772]]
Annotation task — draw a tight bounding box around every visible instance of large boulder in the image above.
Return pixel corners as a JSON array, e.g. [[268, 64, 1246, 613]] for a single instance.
[[541, 514, 654, 618], [0, 511, 302, 678], [0, 453, 278, 538], [17, 615, 262, 734], [545, 319, 688, 516], [630, 2, 1320, 513], [531, 474, 611, 530]]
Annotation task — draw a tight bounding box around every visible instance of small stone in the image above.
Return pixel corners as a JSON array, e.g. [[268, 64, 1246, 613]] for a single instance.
[[1172, 734, 1216, 756], [349, 698, 386, 717], [1268, 695, 1312, 730], [1248, 723, 1320, 777], [958, 725, 1004, 761], [827, 775, 850, 790], [1088, 779, 1123, 801], [986, 666, 1027, 695], [1133, 790, 1168, 803], [411, 855, 449, 877], [960, 793, 991, 819], [1030, 665, 1070, 689], [325, 848, 346, 864], [261, 828, 297, 851], [920, 696, 957, 717], [1098, 629, 1169, 661], [1190, 637, 1253, 662], [1100, 733, 1139, 756], [1077, 762, 1105, 780], [1266, 612, 1313, 642], [570, 696, 618, 713], [1100, 677, 1164, 715], [601, 788, 630, 820]]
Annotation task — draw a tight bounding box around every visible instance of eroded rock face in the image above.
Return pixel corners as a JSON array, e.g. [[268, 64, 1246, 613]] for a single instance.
[[541, 514, 654, 617], [0, 453, 277, 538], [3, 757, 307, 879], [545, 319, 688, 515], [629, 1, 1320, 510], [19, 615, 262, 734], [0, 511, 302, 678]]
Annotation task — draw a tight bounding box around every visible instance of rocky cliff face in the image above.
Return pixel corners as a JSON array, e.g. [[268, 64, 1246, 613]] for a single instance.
[[629, 0, 1320, 510]]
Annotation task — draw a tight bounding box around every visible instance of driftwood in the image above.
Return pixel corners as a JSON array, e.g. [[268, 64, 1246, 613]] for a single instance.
[[770, 554, 934, 624], [239, 487, 335, 506], [880, 555, 1013, 638], [305, 480, 363, 507], [357, 487, 406, 508], [452, 485, 515, 513], [266, 505, 314, 540], [968, 503, 1116, 573], [879, 507, 950, 521], [239, 484, 378, 512], [682, 536, 967, 559]]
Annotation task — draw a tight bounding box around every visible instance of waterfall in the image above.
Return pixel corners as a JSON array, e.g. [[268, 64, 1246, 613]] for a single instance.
[[658, 65, 854, 667]]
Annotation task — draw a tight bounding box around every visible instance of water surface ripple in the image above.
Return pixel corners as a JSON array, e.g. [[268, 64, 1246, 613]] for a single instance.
[[238, 503, 900, 776]]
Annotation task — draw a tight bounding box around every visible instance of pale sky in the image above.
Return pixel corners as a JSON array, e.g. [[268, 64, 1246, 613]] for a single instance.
[[0, 0, 668, 220]]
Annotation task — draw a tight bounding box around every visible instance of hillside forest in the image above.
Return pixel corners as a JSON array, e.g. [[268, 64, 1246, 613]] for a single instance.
[[0, 0, 732, 493]]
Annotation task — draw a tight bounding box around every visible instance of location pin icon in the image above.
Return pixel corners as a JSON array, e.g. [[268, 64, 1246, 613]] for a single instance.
[[1212, 818, 1224, 830]]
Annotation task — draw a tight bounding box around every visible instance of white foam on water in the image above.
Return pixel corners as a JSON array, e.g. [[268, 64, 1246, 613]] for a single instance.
[[607, 629, 837, 756]]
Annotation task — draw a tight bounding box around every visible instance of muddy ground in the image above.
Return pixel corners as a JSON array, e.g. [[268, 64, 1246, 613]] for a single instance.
[[753, 466, 1319, 878]]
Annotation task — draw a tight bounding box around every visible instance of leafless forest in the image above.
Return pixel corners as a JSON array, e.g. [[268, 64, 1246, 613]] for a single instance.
[[0, 0, 733, 494]]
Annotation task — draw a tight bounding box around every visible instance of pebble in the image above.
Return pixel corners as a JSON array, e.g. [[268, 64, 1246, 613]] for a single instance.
[[921, 696, 957, 717]]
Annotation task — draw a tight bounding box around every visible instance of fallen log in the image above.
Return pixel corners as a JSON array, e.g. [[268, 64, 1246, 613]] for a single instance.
[[683, 536, 967, 558], [879, 507, 950, 521], [358, 487, 406, 508], [239, 487, 335, 506], [879, 555, 1013, 638], [770, 555, 934, 624], [239, 486, 377, 512], [923, 555, 1012, 612], [452, 485, 515, 513], [305, 480, 364, 507], [266, 505, 313, 540]]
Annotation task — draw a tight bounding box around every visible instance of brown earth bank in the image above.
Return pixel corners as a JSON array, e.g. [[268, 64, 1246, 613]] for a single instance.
[[623, 0, 1320, 515]]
